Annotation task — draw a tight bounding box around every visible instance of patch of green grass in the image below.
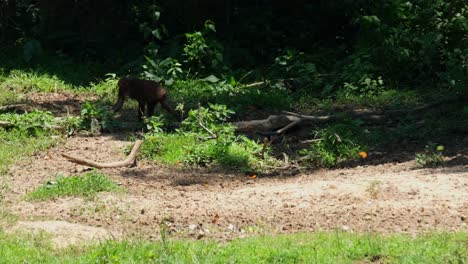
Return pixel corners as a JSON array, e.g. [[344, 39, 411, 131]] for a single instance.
[[292, 89, 421, 113], [88, 74, 119, 97], [141, 134, 196, 165], [0, 52, 115, 87], [0, 128, 58, 174], [26, 171, 123, 201], [0, 65, 118, 96], [0, 231, 466, 263], [336, 89, 422, 109], [0, 69, 73, 92], [142, 133, 267, 172], [0, 90, 22, 106]]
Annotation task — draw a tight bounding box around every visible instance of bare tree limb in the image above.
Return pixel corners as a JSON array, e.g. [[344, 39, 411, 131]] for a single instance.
[[242, 81, 265, 88], [61, 140, 143, 169], [0, 121, 13, 128], [0, 104, 26, 112]]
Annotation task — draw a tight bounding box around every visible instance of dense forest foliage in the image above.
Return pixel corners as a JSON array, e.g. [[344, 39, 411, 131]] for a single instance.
[[1, 0, 466, 92]]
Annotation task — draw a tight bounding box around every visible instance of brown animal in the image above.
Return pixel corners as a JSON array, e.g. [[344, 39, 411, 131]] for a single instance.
[[113, 78, 173, 118]]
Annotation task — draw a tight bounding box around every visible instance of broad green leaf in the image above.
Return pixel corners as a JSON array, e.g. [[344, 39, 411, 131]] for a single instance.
[[202, 75, 219, 83]]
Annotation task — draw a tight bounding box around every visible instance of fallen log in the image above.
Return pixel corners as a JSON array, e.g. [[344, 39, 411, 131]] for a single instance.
[[233, 96, 466, 134], [61, 140, 143, 169]]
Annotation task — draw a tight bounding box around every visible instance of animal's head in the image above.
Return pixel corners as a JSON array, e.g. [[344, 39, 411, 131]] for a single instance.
[[117, 78, 131, 96]]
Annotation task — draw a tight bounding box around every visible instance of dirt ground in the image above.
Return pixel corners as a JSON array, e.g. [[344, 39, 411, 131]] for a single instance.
[[2, 92, 467, 247]]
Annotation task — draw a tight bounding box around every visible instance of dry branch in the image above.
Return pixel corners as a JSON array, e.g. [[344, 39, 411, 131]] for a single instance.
[[61, 140, 143, 169]]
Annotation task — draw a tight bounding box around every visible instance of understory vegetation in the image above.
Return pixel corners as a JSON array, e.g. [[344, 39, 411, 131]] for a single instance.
[[1, 0, 465, 170]]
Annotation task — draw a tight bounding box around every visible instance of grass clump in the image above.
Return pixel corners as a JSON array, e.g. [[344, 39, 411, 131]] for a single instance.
[[26, 171, 123, 201], [0, 231, 466, 263]]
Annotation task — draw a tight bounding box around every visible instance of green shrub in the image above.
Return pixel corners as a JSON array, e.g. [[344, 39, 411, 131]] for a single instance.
[[300, 124, 364, 167], [182, 20, 226, 75], [80, 101, 118, 132]]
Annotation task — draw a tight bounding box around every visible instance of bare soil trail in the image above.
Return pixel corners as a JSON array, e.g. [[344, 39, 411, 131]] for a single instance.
[[2, 92, 467, 247]]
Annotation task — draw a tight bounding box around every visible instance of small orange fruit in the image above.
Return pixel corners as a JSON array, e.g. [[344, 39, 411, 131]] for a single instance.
[[359, 151, 368, 159]]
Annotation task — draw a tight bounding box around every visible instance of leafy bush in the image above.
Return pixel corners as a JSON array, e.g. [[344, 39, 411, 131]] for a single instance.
[[0, 110, 56, 136], [299, 123, 364, 167], [270, 49, 323, 93], [143, 57, 183, 86], [57, 116, 81, 137], [80, 101, 118, 133], [339, 76, 385, 99], [182, 21, 226, 75], [415, 144, 444, 167], [26, 171, 123, 200], [143, 115, 166, 135]]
